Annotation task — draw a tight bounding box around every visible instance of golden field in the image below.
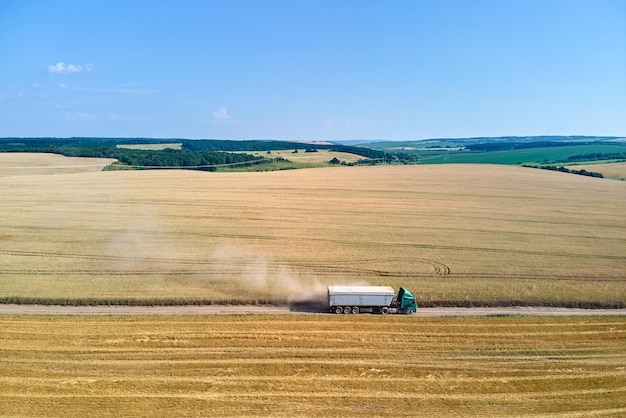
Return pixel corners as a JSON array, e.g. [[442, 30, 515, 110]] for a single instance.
[[247, 149, 365, 165], [0, 153, 116, 177], [565, 162, 626, 181], [0, 154, 625, 306], [116, 143, 183, 151], [1, 315, 625, 417]]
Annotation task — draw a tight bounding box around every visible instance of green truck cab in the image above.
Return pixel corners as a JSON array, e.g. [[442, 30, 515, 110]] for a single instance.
[[397, 287, 418, 313]]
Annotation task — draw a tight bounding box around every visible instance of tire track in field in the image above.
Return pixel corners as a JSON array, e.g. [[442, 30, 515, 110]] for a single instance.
[[0, 249, 213, 265], [305, 257, 451, 276], [4, 225, 624, 261], [0, 249, 451, 275], [3, 249, 623, 282]]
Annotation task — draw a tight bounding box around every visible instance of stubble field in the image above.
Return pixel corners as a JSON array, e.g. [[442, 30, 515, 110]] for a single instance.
[[565, 162, 626, 181], [0, 154, 625, 306], [0, 153, 116, 177], [1, 314, 625, 417]]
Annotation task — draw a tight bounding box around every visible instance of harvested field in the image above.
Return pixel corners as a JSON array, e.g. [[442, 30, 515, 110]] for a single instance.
[[0, 153, 116, 177], [0, 158, 625, 306], [1, 315, 624, 417], [565, 162, 626, 181], [117, 143, 182, 151], [243, 149, 365, 165]]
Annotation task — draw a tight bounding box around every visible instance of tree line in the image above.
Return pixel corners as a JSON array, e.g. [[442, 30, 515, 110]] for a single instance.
[[0, 138, 261, 171], [524, 165, 604, 178], [0, 137, 419, 168]]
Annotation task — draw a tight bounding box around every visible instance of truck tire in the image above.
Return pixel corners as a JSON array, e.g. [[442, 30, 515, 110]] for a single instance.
[[343, 306, 351, 314], [405, 309, 412, 315], [380, 307, 389, 315], [334, 306, 343, 315], [351, 306, 359, 314]]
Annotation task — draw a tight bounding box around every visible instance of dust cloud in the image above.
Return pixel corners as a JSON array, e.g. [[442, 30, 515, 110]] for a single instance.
[[211, 244, 329, 311]]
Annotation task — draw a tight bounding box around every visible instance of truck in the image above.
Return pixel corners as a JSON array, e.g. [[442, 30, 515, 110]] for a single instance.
[[327, 285, 417, 315]]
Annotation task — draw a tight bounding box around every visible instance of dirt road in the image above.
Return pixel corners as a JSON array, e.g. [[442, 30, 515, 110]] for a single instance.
[[1, 304, 625, 316]]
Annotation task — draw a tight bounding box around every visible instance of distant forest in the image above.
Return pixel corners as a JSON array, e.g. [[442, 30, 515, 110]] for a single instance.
[[465, 140, 623, 152], [0, 138, 418, 170]]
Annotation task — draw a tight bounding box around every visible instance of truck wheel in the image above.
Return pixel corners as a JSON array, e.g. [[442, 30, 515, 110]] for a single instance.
[[351, 306, 360, 314], [405, 309, 412, 315], [380, 307, 389, 315], [334, 307, 343, 315], [343, 307, 351, 314]]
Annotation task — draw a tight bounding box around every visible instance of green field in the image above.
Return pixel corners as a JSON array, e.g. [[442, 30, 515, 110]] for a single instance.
[[416, 144, 626, 165], [362, 137, 626, 167]]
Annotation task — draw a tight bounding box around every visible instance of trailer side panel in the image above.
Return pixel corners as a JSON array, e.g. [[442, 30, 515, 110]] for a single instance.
[[328, 286, 395, 308]]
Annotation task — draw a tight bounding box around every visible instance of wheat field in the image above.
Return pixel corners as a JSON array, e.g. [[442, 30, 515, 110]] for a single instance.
[[0, 155, 625, 306], [1, 315, 624, 417], [247, 149, 365, 164], [565, 162, 626, 181], [0, 153, 116, 177]]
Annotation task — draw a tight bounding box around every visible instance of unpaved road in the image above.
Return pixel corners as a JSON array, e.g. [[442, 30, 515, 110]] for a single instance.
[[1, 304, 625, 316]]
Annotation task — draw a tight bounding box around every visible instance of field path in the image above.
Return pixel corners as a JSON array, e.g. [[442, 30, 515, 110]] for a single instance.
[[1, 304, 625, 316]]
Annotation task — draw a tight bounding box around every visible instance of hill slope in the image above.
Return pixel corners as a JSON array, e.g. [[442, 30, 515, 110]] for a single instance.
[[0, 163, 624, 306]]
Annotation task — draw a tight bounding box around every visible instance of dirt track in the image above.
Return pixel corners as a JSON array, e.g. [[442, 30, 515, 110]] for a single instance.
[[1, 304, 625, 316]]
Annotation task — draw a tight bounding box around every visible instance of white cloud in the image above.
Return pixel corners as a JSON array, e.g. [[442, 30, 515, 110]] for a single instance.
[[48, 62, 84, 74], [0, 86, 25, 101], [58, 83, 67, 89], [74, 86, 158, 94], [77, 112, 96, 120], [213, 107, 232, 120], [65, 111, 97, 120]]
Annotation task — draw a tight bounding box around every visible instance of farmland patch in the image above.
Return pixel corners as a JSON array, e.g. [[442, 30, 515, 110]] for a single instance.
[[117, 143, 182, 151], [0, 153, 116, 177], [565, 162, 626, 181], [0, 164, 624, 306], [1, 315, 624, 416]]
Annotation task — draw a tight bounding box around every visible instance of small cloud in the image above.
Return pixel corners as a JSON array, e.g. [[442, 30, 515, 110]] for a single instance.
[[0, 86, 19, 101], [48, 62, 84, 74], [65, 111, 97, 120], [74, 86, 158, 94], [58, 83, 67, 89], [213, 107, 232, 120], [78, 112, 96, 120]]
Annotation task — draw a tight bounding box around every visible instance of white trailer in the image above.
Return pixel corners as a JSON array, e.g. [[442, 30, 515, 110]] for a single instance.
[[327, 285, 417, 314]]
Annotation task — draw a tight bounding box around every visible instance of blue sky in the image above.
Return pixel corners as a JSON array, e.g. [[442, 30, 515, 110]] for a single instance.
[[1, 0, 624, 140]]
